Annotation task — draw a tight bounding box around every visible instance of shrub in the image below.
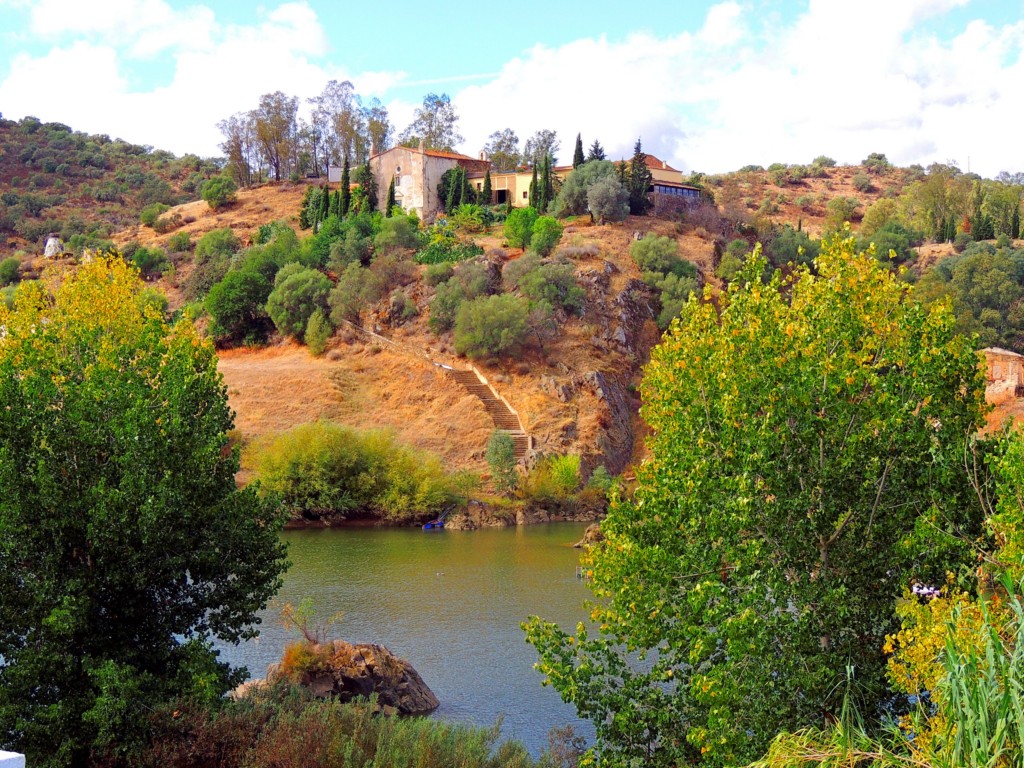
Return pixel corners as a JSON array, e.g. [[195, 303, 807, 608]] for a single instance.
[[530, 216, 563, 257], [304, 308, 333, 356], [429, 280, 466, 334], [852, 172, 873, 192], [249, 421, 474, 521], [860, 221, 923, 263], [165, 231, 192, 253], [953, 231, 972, 253], [450, 203, 489, 233], [519, 260, 585, 315], [812, 155, 836, 167], [205, 269, 273, 345], [328, 262, 385, 324], [454, 294, 530, 358], [630, 234, 680, 275], [503, 207, 538, 249], [587, 175, 630, 223], [201, 175, 237, 210], [152, 212, 182, 234], [139, 202, 169, 228], [862, 152, 891, 174], [486, 430, 518, 493], [0, 257, 20, 286], [424, 262, 455, 286], [520, 454, 581, 504], [388, 290, 419, 323], [795, 194, 815, 211], [824, 196, 861, 230], [195, 228, 240, 264], [765, 224, 820, 267], [374, 214, 421, 254], [266, 267, 332, 339], [253, 220, 291, 245], [131, 246, 168, 278]]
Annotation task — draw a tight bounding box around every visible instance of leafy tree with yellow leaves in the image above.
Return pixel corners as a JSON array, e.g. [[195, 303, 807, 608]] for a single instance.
[[525, 235, 989, 767], [0, 258, 287, 767]]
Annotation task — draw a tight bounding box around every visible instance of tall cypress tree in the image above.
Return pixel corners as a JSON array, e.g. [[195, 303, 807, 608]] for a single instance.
[[329, 187, 340, 218], [317, 184, 330, 229], [539, 154, 552, 213], [356, 160, 378, 211], [573, 133, 585, 168], [386, 178, 396, 216], [587, 139, 606, 162], [340, 157, 351, 217], [529, 165, 539, 210], [627, 138, 653, 216], [481, 170, 492, 205], [1012, 206, 1021, 239]]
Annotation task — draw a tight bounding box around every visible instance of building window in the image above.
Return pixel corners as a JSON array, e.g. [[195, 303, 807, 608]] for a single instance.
[[523, 191, 528, 199]]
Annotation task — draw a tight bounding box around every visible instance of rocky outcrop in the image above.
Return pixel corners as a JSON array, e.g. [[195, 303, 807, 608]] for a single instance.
[[242, 640, 439, 716], [573, 522, 604, 548], [445, 498, 602, 530]]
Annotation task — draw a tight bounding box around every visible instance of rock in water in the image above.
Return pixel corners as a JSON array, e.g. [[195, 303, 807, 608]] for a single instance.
[[573, 522, 604, 548], [270, 639, 440, 715]]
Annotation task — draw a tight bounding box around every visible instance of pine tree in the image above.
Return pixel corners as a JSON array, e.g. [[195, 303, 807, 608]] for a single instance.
[[386, 178, 396, 216], [329, 187, 340, 218], [481, 170, 492, 205], [529, 165, 539, 210], [573, 133, 585, 168], [539, 154, 552, 213], [587, 139, 606, 162], [627, 138, 653, 216], [356, 161, 378, 211], [340, 157, 351, 217], [617, 159, 627, 183], [1012, 206, 1021, 239]]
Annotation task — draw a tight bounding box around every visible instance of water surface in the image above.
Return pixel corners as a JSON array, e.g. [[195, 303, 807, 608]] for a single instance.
[[220, 523, 593, 753]]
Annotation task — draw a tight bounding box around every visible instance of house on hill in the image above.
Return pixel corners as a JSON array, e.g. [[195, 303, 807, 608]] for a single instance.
[[983, 347, 1024, 403], [370, 141, 488, 220]]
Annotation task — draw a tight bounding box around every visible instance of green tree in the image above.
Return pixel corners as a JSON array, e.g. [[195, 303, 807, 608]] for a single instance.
[[201, 175, 237, 211], [586, 175, 630, 223], [354, 161, 378, 212], [0, 257, 20, 286], [385, 178, 396, 215], [525, 236, 987, 767], [483, 128, 521, 172], [205, 267, 273, 345], [0, 258, 287, 767], [586, 139, 606, 162], [572, 133, 585, 168], [486, 430, 518, 493], [454, 293, 530, 358], [523, 129, 559, 167], [340, 157, 351, 217], [398, 92, 463, 152], [529, 165, 539, 210], [555, 159, 620, 216], [627, 138, 653, 215], [504, 206, 538, 249], [530, 216, 563, 257], [481, 170, 492, 205], [266, 266, 332, 339]]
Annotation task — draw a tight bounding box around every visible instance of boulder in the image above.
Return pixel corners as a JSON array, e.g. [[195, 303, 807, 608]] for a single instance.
[[267, 640, 439, 715], [573, 522, 604, 548]]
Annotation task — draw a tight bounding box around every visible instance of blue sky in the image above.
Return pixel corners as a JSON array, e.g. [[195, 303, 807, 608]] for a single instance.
[[0, 0, 1021, 176]]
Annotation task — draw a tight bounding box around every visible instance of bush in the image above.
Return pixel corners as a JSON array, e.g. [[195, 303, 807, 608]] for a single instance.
[[862, 152, 891, 174], [328, 262, 385, 324], [765, 224, 820, 267], [424, 262, 455, 286], [131, 246, 168, 278], [503, 207, 538, 249], [249, 421, 474, 521], [0, 257, 20, 286], [630, 234, 680, 275], [812, 155, 836, 167], [201, 175, 237, 210], [454, 294, 530, 358], [530, 216, 563, 257], [304, 308, 333, 356], [153, 212, 182, 234], [429, 280, 466, 334], [852, 172, 874, 192], [266, 267, 332, 339], [824, 196, 861, 230], [165, 231, 192, 253], [587, 175, 630, 223], [205, 269, 273, 345], [486, 430, 518, 493], [953, 231, 972, 253], [860, 221, 923, 263], [450, 204, 489, 233], [139, 202, 169, 228], [520, 454, 580, 504], [374, 214, 421, 254], [518, 260, 585, 315], [195, 228, 241, 264]]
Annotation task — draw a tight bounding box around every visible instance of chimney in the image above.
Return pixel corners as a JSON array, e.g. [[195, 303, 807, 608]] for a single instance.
[[662, 160, 667, 169]]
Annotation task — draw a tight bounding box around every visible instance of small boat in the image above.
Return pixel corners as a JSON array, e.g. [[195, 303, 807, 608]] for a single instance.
[[422, 519, 445, 530]]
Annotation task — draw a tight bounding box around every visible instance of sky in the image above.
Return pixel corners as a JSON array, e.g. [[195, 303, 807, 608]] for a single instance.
[[0, 0, 1022, 177]]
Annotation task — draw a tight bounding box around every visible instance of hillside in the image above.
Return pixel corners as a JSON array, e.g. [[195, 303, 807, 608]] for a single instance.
[[0, 115, 218, 258]]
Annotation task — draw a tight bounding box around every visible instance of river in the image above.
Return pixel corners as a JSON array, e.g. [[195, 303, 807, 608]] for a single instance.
[[218, 522, 594, 755]]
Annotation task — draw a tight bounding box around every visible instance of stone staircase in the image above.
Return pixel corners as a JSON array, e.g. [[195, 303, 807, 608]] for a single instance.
[[448, 368, 531, 460]]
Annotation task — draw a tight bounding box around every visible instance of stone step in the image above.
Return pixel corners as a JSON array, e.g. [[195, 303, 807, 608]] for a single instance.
[[448, 368, 529, 459]]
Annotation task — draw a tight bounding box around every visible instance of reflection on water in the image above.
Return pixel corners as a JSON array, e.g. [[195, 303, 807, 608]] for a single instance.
[[218, 523, 594, 754]]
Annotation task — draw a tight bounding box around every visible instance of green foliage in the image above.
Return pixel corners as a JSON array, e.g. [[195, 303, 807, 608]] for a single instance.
[[507, 254, 585, 315], [266, 266, 332, 339], [486, 430, 518, 493], [852, 172, 874, 192], [328, 262, 385, 323], [194, 227, 241, 264], [631, 234, 699, 328], [165, 230, 192, 253], [131, 245, 168, 278], [824, 196, 861, 230], [587, 139, 606, 162], [0, 257, 20, 286], [0, 259, 287, 766], [858, 220, 923, 263], [587, 175, 630, 223], [205, 268, 273, 345], [135, 685, 535, 768], [504, 206, 538, 249], [253, 220, 291, 246], [201, 175, 237, 210], [627, 138, 653, 215], [304, 308, 333, 356], [520, 454, 580, 504], [416, 219, 484, 264], [649, 270, 699, 329], [572, 134, 585, 169], [139, 202, 169, 227], [525, 236, 988, 767], [454, 293, 530, 358], [555, 160, 619, 217], [374, 213, 421, 253], [812, 155, 836, 167], [250, 421, 475, 521], [764, 224, 820, 268], [424, 261, 455, 287], [863, 151, 892, 173], [530, 216, 563, 257], [428, 280, 466, 334], [630, 233, 681, 275]]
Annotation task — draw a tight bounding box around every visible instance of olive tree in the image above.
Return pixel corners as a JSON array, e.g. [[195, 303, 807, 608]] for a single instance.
[[525, 235, 988, 767]]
